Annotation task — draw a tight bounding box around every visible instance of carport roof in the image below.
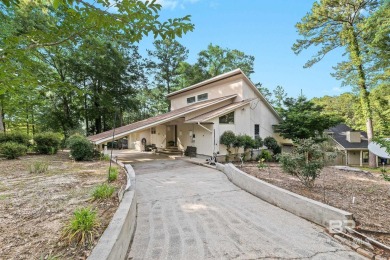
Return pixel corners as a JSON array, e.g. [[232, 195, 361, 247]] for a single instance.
[[88, 94, 237, 144]]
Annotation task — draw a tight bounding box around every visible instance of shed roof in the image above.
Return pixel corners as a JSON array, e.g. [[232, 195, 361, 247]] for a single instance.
[[185, 98, 255, 123], [87, 94, 237, 144]]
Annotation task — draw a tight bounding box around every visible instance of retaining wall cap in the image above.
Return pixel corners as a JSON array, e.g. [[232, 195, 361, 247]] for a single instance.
[[221, 163, 353, 227]]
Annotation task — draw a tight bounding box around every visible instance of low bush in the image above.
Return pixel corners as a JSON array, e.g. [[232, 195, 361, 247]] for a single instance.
[[259, 149, 272, 162], [62, 207, 100, 246], [0, 142, 27, 159], [29, 161, 49, 174], [67, 134, 94, 161], [108, 167, 118, 182], [34, 132, 62, 154], [92, 183, 115, 200], [0, 132, 29, 146], [100, 153, 110, 161]]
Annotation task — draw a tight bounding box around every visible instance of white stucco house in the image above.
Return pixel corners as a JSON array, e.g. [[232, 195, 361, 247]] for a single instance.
[[88, 69, 285, 158]]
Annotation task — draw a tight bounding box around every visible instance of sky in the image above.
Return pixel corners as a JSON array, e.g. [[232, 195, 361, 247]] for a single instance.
[[137, 0, 353, 99]]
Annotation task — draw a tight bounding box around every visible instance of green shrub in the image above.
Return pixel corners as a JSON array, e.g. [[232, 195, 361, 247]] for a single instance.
[[92, 183, 115, 200], [277, 138, 336, 188], [29, 161, 49, 174], [260, 149, 272, 162], [0, 142, 27, 159], [62, 207, 100, 246], [264, 136, 281, 157], [220, 131, 236, 157], [0, 132, 29, 146], [67, 134, 94, 161], [34, 132, 62, 154], [108, 167, 118, 182]]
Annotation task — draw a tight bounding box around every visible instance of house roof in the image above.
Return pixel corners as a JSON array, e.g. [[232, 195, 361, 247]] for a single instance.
[[185, 98, 255, 123], [327, 124, 368, 150], [166, 69, 242, 98], [88, 94, 237, 144], [166, 68, 281, 121]]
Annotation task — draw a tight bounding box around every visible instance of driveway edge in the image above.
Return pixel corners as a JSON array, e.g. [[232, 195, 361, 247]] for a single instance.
[[216, 163, 353, 229], [88, 162, 137, 260]]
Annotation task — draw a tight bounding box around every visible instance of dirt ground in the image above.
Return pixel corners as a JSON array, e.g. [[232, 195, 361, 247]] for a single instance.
[[0, 151, 126, 260], [238, 163, 390, 254]]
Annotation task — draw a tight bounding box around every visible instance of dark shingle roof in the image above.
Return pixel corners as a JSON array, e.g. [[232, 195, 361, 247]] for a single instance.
[[327, 124, 368, 149]]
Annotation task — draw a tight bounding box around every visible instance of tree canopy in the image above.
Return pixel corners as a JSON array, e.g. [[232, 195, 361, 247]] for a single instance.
[[275, 96, 340, 141], [292, 0, 386, 167]]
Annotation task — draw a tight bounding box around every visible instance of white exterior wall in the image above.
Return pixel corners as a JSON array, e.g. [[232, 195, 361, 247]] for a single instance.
[[133, 129, 150, 151], [150, 125, 167, 149], [177, 123, 214, 156], [170, 76, 243, 110]]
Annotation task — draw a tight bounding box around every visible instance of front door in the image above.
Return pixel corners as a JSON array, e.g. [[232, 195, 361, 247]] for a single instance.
[[166, 125, 177, 147]]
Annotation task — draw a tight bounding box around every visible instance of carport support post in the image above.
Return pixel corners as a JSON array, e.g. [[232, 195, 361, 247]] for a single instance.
[[360, 150, 363, 167]]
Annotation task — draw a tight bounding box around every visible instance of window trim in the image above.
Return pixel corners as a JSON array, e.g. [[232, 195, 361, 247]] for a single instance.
[[197, 93, 208, 102], [187, 96, 196, 104]]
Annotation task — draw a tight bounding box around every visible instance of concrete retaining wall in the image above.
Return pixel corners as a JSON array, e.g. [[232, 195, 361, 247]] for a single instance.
[[88, 163, 137, 260], [217, 163, 353, 228]]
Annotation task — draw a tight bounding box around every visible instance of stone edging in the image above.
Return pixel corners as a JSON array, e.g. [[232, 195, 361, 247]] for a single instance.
[[216, 163, 353, 228], [88, 161, 137, 260]]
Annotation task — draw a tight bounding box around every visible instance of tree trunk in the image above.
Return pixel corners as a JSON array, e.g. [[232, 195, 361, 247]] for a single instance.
[[349, 27, 376, 167], [0, 104, 4, 132]]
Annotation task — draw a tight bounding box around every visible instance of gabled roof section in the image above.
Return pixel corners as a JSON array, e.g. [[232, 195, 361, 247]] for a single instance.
[[166, 68, 281, 120], [88, 94, 237, 144], [327, 124, 368, 149], [185, 98, 255, 123]]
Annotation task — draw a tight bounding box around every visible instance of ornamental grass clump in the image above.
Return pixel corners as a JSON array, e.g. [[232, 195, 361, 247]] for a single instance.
[[92, 183, 115, 200], [62, 207, 100, 246], [29, 161, 49, 174], [108, 167, 118, 182]]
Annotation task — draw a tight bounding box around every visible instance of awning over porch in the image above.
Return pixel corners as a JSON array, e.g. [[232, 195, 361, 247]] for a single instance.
[[87, 94, 237, 145]]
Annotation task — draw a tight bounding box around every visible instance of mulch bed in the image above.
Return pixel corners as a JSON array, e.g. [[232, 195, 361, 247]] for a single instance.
[[0, 151, 126, 259]]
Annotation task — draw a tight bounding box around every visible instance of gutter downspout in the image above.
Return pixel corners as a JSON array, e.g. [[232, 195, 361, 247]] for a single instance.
[[197, 122, 213, 133]]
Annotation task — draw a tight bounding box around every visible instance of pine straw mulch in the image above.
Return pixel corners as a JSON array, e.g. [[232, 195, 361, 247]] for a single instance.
[[237, 162, 390, 256], [0, 151, 126, 260]]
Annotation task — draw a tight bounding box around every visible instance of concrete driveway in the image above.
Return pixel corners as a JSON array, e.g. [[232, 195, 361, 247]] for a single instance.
[[127, 159, 363, 260]]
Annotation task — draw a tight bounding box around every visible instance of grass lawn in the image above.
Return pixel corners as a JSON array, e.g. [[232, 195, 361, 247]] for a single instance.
[[0, 151, 126, 259]]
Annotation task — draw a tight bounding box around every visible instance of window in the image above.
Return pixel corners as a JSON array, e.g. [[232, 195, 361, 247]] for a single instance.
[[197, 93, 208, 101], [219, 111, 234, 124], [363, 151, 369, 163], [151, 127, 156, 134], [187, 96, 196, 104], [254, 124, 260, 139]]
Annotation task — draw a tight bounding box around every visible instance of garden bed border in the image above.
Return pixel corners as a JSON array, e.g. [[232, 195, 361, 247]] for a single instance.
[[88, 161, 137, 260]]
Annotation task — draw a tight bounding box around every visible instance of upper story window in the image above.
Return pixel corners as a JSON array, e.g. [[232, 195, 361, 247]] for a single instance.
[[197, 93, 208, 102], [187, 96, 196, 104], [219, 111, 235, 124], [151, 127, 156, 134]]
